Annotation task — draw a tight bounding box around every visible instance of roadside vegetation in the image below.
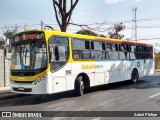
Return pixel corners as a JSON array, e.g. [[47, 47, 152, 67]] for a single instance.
[[155, 54, 160, 69]]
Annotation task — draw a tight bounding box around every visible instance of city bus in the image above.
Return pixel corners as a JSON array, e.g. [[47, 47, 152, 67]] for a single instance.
[[10, 30, 154, 96]]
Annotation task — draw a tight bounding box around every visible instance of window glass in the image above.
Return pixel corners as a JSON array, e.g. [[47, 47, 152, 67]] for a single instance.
[[109, 51, 118, 59], [91, 51, 103, 59], [85, 41, 90, 49], [131, 45, 136, 52], [106, 43, 112, 51], [49, 37, 68, 45], [146, 46, 153, 59], [73, 50, 82, 59], [91, 41, 94, 49], [72, 39, 91, 60], [112, 44, 119, 51], [108, 52, 113, 59], [82, 50, 90, 59], [102, 43, 106, 50], [55, 46, 68, 61], [49, 36, 69, 72], [72, 39, 85, 50], [94, 41, 102, 50], [119, 44, 129, 59], [130, 53, 136, 59]]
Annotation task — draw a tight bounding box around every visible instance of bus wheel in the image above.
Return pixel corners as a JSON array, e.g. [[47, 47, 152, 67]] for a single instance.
[[75, 76, 84, 96], [131, 70, 139, 84]]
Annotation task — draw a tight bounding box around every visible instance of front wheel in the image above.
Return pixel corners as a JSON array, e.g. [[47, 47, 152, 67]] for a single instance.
[[74, 76, 84, 96], [131, 70, 139, 84]]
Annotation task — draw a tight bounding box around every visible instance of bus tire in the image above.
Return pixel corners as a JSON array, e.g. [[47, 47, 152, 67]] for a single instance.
[[74, 76, 84, 96], [131, 69, 139, 84]]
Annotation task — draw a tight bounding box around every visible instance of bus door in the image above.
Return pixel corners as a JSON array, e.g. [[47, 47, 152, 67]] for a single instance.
[[49, 36, 71, 92], [91, 42, 105, 85]]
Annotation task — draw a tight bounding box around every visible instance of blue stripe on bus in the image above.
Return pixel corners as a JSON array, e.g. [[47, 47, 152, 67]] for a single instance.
[[96, 60, 135, 62]]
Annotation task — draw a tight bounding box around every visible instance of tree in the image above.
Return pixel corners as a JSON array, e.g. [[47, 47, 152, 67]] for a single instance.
[[52, 0, 79, 32], [76, 29, 98, 36], [108, 22, 125, 39], [0, 37, 5, 49], [2, 25, 19, 45], [155, 54, 160, 69], [99, 34, 106, 38]]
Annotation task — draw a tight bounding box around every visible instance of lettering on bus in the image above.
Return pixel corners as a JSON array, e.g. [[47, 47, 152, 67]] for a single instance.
[[81, 64, 103, 70]]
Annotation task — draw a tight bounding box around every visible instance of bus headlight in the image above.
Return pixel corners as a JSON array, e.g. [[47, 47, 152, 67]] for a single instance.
[[33, 75, 47, 85]]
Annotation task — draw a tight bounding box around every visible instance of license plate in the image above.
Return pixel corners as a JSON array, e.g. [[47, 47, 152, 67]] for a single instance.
[[18, 87, 24, 91]]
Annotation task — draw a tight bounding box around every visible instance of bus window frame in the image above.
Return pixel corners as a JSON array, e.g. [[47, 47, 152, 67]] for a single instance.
[[48, 36, 70, 72], [72, 38, 92, 61]]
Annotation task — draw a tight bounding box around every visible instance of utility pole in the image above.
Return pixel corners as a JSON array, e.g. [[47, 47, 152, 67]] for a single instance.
[[41, 21, 44, 30], [132, 7, 137, 42], [3, 47, 6, 87]]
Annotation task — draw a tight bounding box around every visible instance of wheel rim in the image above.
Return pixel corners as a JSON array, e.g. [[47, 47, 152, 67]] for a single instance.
[[81, 81, 84, 91], [132, 71, 137, 83]]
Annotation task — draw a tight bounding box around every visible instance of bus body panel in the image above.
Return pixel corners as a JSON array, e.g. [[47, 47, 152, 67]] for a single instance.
[[10, 30, 155, 94]]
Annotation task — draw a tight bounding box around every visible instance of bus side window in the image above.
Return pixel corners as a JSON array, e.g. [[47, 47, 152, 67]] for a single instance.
[[112, 44, 119, 59], [119, 44, 126, 59], [148, 46, 153, 59], [91, 41, 103, 60], [130, 45, 136, 59], [102, 43, 106, 59], [72, 39, 91, 60], [106, 43, 113, 59], [49, 36, 69, 72]]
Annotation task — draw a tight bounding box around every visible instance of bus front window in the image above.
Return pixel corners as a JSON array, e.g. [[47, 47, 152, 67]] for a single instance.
[[11, 42, 47, 70]]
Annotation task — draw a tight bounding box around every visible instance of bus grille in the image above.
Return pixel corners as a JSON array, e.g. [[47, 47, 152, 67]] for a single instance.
[[13, 87, 32, 92]]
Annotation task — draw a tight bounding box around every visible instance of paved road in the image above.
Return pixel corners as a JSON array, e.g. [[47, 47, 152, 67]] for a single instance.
[[0, 72, 160, 120]]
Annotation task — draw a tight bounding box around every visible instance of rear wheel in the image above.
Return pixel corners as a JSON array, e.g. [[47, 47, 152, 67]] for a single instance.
[[74, 76, 84, 96], [131, 70, 139, 84]]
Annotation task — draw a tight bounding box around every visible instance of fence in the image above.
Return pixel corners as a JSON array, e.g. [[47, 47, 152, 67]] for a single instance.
[[0, 49, 11, 87]]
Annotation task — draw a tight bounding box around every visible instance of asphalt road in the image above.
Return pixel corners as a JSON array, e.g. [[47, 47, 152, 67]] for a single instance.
[[0, 72, 160, 120]]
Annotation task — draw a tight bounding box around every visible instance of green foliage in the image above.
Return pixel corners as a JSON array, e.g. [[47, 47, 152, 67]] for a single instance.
[[155, 54, 160, 69], [0, 37, 5, 49], [3, 25, 19, 39], [2, 25, 19, 44], [76, 29, 98, 36], [99, 34, 106, 37], [108, 22, 125, 39]]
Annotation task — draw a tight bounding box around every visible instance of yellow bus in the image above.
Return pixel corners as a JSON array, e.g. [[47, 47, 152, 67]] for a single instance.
[[10, 30, 154, 96]]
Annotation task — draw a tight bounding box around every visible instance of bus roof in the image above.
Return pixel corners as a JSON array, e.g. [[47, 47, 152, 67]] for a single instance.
[[14, 30, 153, 47]]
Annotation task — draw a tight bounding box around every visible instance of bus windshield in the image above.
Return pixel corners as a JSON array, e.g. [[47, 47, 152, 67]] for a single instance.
[[11, 42, 47, 70]]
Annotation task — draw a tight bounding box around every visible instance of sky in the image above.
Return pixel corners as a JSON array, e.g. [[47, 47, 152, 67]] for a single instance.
[[0, 0, 160, 52]]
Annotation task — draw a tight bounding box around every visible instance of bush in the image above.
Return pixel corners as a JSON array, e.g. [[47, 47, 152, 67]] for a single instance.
[[0, 41, 5, 49], [155, 54, 160, 69]]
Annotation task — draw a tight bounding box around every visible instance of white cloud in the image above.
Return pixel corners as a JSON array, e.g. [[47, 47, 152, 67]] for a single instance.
[[105, 0, 123, 4], [78, 11, 85, 15], [105, 0, 142, 4], [135, 0, 142, 2]]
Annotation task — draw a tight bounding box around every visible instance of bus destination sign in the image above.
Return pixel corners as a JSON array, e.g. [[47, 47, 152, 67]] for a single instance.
[[12, 32, 44, 43]]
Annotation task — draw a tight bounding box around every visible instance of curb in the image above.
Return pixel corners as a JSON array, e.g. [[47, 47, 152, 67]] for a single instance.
[[0, 92, 20, 100], [0, 90, 10, 94]]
